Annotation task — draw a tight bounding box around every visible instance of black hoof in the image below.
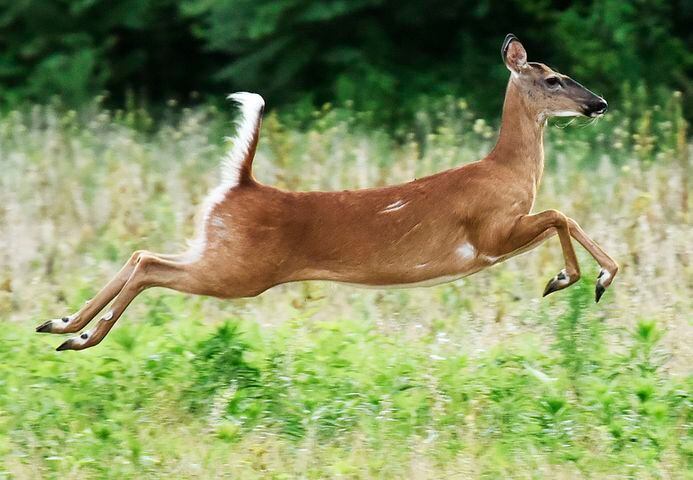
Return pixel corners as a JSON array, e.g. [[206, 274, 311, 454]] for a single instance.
[[56, 339, 73, 351], [36, 320, 54, 333], [543, 281, 559, 297], [595, 283, 606, 303]]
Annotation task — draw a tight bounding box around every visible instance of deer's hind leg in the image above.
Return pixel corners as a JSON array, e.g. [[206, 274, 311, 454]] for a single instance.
[[36, 250, 187, 335], [54, 252, 214, 351]]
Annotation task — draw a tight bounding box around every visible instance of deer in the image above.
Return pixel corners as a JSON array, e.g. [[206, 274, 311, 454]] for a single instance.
[[36, 34, 618, 351]]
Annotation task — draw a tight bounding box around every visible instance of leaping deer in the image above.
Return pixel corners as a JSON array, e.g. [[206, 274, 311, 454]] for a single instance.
[[37, 34, 618, 351]]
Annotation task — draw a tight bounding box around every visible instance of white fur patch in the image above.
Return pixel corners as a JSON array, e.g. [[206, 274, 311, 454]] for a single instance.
[[73, 330, 91, 347], [480, 254, 500, 264], [211, 216, 226, 228], [222, 92, 265, 186], [102, 310, 113, 321], [457, 242, 476, 260], [598, 270, 611, 285], [554, 269, 571, 286], [380, 199, 408, 213], [551, 110, 581, 117]]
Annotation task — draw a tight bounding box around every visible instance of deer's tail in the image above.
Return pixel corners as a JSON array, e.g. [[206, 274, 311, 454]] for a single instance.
[[223, 92, 265, 186]]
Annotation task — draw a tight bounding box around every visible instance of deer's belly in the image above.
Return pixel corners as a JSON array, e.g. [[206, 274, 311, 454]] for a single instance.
[[295, 240, 501, 288], [344, 272, 473, 289], [333, 257, 495, 289]]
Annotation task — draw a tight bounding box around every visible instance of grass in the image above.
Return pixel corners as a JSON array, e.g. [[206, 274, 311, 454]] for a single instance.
[[0, 93, 691, 478]]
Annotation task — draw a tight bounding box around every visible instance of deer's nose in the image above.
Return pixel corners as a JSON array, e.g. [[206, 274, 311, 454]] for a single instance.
[[590, 98, 608, 116]]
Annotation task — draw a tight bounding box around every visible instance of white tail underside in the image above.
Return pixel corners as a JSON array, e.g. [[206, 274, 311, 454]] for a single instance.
[[186, 92, 265, 260], [222, 92, 265, 186]]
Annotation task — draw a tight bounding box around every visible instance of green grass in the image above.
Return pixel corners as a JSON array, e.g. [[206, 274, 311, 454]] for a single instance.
[[0, 96, 691, 478]]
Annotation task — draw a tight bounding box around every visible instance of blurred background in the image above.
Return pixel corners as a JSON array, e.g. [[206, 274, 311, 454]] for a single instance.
[[0, 0, 691, 120], [0, 1, 691, 479]]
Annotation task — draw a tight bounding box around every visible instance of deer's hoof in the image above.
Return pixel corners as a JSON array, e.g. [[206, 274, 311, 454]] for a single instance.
[[595, 268, 615, 303], [36, 320, 55, 333], [543, 269, 576, 297], [595, 283, 605, 303], [36, 316, 76, 334], [56, 331, 92, 351], [56, 339, 74, 351]]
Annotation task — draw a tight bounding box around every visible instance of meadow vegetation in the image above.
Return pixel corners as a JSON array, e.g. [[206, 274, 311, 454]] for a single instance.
[[0, 94, 691, 478]]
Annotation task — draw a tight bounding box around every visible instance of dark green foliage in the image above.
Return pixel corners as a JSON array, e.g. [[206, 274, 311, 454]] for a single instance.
[[187, 321, 260, 411], [0, 0, 210, 106], [0, 0, 690, 121], [554, 278, 602, 381]]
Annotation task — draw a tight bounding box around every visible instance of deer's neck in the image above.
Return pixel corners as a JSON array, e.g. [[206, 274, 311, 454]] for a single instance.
[[488, 80, 546, 189]]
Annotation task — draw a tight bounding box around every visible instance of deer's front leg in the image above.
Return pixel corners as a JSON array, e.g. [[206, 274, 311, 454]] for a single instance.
[[502, 210, 581, 297], [566, 218, 619, 302]]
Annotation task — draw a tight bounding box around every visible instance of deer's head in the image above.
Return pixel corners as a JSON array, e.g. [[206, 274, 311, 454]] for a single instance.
[[501, 34, 607, 120]]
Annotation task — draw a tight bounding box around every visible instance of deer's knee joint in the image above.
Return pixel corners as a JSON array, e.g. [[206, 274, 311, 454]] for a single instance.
[[135, 254, 160, 273], [127, 260, 156, 292], [129, 250, 149, 265], [545, 209, 568, 229]]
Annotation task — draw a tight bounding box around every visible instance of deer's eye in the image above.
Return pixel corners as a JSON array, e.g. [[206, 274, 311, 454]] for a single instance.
[[546, 76, 561, 88]]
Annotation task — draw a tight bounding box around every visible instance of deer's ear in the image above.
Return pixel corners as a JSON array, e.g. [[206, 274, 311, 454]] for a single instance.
[[501, 34, 527, 74]]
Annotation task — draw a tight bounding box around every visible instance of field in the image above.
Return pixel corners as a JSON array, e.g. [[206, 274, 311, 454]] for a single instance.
[[0, 96, 691, 479]]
